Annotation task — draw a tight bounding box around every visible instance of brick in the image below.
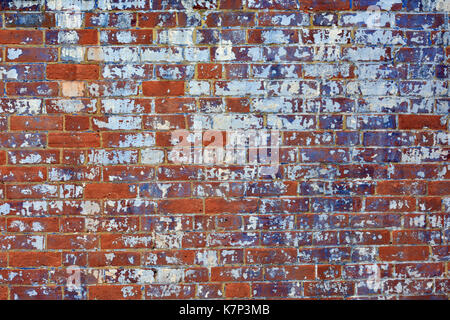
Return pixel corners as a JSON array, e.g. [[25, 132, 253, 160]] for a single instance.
[[142, 81, 185, 96], [65, 115, 91, 131], [247, 0, 299, 10], [7, 217, 58, 232], [85, 183, 137, 199], [138, 12, 176, 28], [6, 48, 58, 62], [145, 284, 194, 299], [48, 133, 100, 148], [304, 281, 354, 297], [248, 29, 298, 44], [158, 199, 203, 214], [205, 198, 258, 214], [10, 116, 63, 131], [6, 184, 59, 199], [252, 282, 296, 298], [376, 181, 426, 195], [246, 248, 298, 264], [4, 13, 55, 28], [8, 150, 60, 165], [0, 30, 43, 44], [100, 30, 153, 45], [197, 64, 222, 79], [299, 0, 350, 11], [47, 64, 100, 80], [46, 30, 98, 45], [6, 82, 59, 97], [428, 181, 450, 195], [384, 279, 434, 296], [0, 287, 7, 300], [206, 12, 256, 27], [396, 14, 445, 30], [353, 0, 402, 10], [379, 246, 429, 261], [10, 286, 61, 300], [393, 230, 441, 245], [265, 265, 315, 280], [47, 235, 98, 250], [259, 12, 309, 26], [0, 167, 47, 182]]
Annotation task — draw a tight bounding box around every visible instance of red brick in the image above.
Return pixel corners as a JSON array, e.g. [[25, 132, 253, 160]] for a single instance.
[[143, 81, 185, 96], [379, 246, 429, 261], [10, 286, 61, 300], [101, 30, 152, 44], [428, 181, 450, 195], [101, 234, 153, 250], [205, 198, 258, 214], [145, 284, 194, 299], [0, 167, 47, 182], [85, 183, 137, 199], [304, 281, 354, 297], [300, 0, 350, 11], [138, 12, 176, 28], [0, 30, 43, 44], [48, 133, 100, 148], [246, 248, 298, 264], [399, 115, 446, 130], [197, 64, 222, 79], [6, 82, 58, 96], [4, 13, 55, 28], [89, 285, 141, 300], [46, 30, 98, 45], [47, 235, 98, 250], [376, 181, 426, 195], [158, 199, 203, 214], [10, 116, 62, 131], [47, 64, 100, 80], [6, 48, 58, 62], [65, 115, 91, 131], [353, 0, 402, 10], [0, 287, 7, 300], [225, 283, 250, 298]]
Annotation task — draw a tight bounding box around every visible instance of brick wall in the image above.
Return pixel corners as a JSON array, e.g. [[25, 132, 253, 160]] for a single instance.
[[0, 0, 448, 300]]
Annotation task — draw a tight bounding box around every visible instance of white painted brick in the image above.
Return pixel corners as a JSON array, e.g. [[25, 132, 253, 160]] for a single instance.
[[141, 47, 184, 63], [55, 12, 83, 29], [141, 149, 165, 164], [189, 81, 210, 96], [61, 47, 85, 62], [93, 116, 142, 130], [159, 29, 194, 45], [88, 150, 139, 165], [88, 47, 140, 63]]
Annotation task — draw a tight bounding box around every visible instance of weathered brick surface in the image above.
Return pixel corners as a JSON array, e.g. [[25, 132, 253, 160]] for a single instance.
[[0, 0, 449, 300]]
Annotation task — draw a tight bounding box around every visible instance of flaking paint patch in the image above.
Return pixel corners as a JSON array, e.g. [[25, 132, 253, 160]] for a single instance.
[[56, 12, 83, 28], [8, 48, 23, 60], [93, 116, 142, 130], [47, 0, 95, 10], [141, 149, 165, 164], [154, 232, 183, 249]]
